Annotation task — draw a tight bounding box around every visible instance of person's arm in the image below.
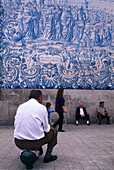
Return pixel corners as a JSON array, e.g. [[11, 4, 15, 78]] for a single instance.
[[97, 107, 105, 116], [105, 108, 110, 116], [48, 108, 55, 113], [81, 107, 86, 117], [84, 107, 87, 115], [43, 108, 50, 133], [99, 111, 105, 116], [62, 106, 67, 113], [60, 96, 67, 112], [76, 107, 79, 116]]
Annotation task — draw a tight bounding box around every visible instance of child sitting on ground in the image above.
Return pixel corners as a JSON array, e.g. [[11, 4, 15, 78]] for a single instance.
[[46, 102, 55, 125]]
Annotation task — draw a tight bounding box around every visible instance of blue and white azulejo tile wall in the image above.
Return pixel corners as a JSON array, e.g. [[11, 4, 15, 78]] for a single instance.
[[0, 0, 114, 89]]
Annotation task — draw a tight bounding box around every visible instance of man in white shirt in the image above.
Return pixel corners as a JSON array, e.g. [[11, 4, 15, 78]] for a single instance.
[[14, 90, 58, 163], [75, 103, 90, 125]]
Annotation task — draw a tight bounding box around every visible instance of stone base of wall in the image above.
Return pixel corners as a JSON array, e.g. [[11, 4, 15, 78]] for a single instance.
[[0, 89, 114, 125]]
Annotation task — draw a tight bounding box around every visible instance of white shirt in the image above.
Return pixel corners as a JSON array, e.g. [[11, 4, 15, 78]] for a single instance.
[[80, 108, 84, 116], [14, 99, 50, 140]]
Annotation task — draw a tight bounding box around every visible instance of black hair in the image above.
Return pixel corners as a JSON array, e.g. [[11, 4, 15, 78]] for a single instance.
[[99, 101, 104, 106], [29, 90, 42, 100], [46, 102, 51, 111]]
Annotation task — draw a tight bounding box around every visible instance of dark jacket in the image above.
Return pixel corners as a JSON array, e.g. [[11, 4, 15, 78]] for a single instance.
[[55, 96, 65, 113], [76, 106, 87, 116]]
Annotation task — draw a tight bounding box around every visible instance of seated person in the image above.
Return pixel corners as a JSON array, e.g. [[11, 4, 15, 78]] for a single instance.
[[97, 101, 110, 125], [75, 103, 90, 125]]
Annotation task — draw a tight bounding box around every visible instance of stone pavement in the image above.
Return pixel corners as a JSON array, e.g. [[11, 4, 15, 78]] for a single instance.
[[0, 124, 114, 170]]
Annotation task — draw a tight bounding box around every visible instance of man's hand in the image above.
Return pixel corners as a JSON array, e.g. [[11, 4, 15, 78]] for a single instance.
[[64, 109, 67, 113], [102, 113, 105, 116], [98, 111, 105, 116], [81, 114, 85, 117], [62, 106, 67, 113]]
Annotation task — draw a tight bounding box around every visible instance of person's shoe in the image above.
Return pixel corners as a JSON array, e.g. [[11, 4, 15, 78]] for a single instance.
[[87, 121, 90, 126], [44, 155, 57, 163], [76, 120, 79, 126], [58, 129, 65, 132], [98, 121, 101, 125], [106, 122, 111, 125]]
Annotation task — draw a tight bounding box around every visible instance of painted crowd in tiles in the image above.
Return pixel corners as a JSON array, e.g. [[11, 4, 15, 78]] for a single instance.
[[0, 0, 114, 89]]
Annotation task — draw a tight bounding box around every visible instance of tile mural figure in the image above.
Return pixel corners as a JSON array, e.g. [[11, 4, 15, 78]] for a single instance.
[[0, 0, 114, 89], [61, 6, 74, 41]]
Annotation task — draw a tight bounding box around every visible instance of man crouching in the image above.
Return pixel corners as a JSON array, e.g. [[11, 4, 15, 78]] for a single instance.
[[14, 90, 57, 163]]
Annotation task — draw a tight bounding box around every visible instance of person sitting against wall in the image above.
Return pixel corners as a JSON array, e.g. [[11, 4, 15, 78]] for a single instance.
[[97, 101, 111, 125], [75, 102, 90, 126], [14, 90, 58, 163]]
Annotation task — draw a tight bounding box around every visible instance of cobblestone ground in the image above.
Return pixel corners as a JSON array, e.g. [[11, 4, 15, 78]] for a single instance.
[[0, 124, 114, 170]]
